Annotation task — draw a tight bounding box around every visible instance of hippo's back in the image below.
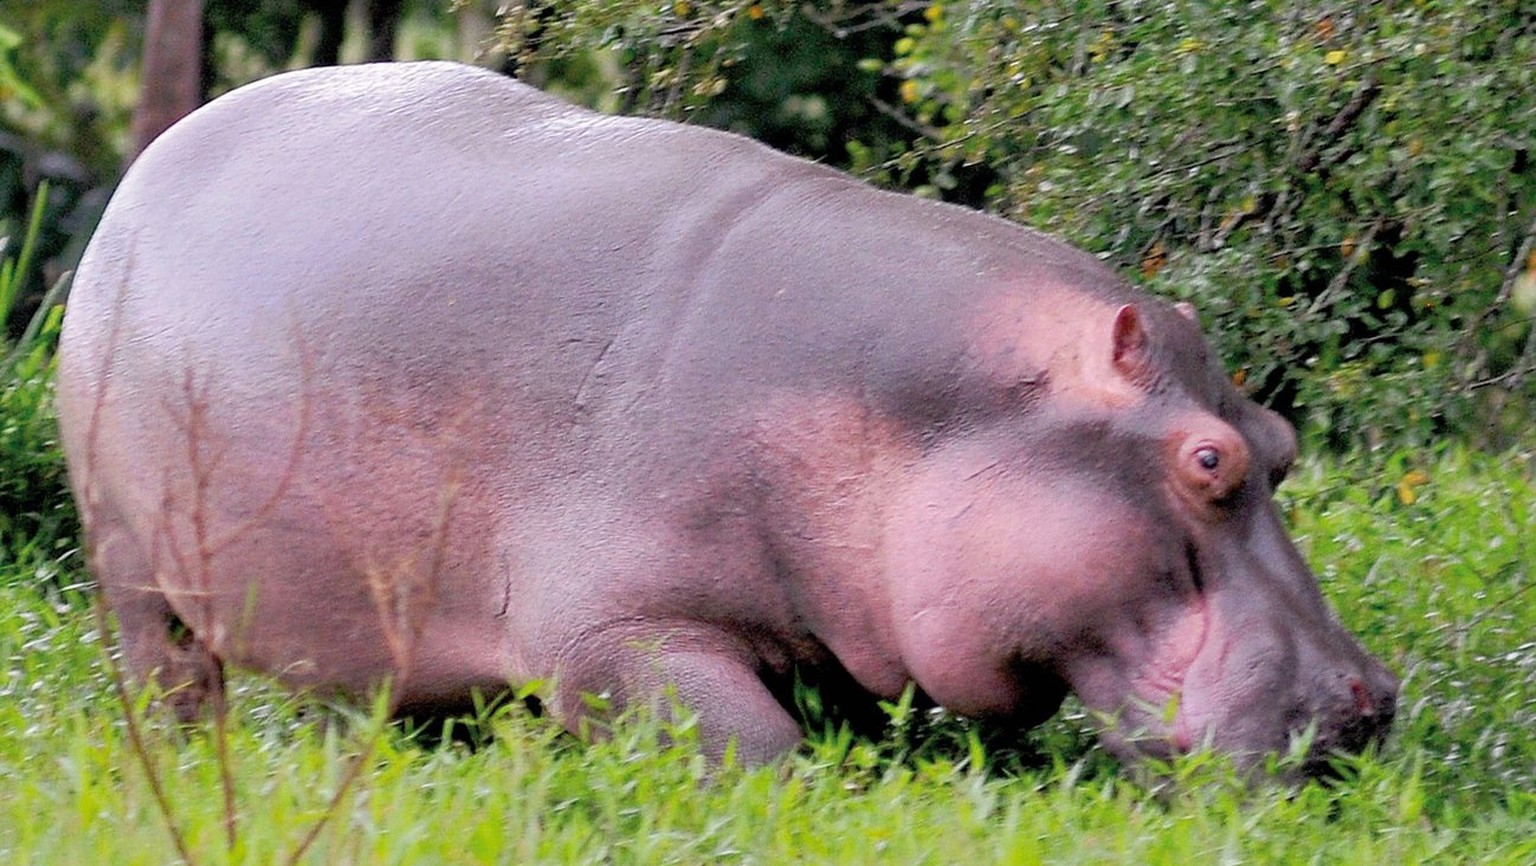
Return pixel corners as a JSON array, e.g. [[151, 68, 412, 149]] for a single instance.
[[60, 64, 799, 487], [63, 62, 780, 397]]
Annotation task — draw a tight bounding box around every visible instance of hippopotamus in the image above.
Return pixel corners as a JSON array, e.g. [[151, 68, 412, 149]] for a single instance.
[[56, 60, 1396, 774]]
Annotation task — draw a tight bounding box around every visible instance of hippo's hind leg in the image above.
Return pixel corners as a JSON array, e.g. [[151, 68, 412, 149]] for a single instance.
[[89, 512, 224, 722]]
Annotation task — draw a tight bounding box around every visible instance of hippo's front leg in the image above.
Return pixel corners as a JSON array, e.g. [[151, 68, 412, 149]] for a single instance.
[[550, 623, 805, 765]]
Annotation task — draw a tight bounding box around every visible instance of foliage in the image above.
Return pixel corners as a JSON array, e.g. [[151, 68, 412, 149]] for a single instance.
[[1280, 446, 1536, 804], [2, 447, 1534, 863], [0, 2, 139, 341], [506, 1, 1536, 450], [0, 1, 140, 170], [502, 1, 926, 173], [0, 182, 74, 584]]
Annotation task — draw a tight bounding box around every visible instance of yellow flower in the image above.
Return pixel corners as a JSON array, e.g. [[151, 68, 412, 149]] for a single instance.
[[1396, 470, 1430, 505]]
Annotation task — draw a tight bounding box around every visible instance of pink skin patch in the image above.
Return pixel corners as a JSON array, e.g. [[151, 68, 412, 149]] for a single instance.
[[1126, 592, 1212, 752], [964, 288, 1148, 410]]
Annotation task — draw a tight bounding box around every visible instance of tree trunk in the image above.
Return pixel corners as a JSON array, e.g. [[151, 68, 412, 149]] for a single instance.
[[130, 0, 207, 161]]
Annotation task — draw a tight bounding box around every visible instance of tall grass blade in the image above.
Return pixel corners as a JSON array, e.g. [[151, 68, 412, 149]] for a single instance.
[[0, 180, 49, 334]]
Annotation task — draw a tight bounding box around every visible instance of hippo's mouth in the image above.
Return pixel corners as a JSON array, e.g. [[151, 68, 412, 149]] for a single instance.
[[1121, 544, 1214, 755], [1170, 544, 1213, 752]]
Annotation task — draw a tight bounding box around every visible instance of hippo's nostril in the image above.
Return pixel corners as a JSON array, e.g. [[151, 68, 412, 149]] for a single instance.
[[1348, 676, 1374, 717]]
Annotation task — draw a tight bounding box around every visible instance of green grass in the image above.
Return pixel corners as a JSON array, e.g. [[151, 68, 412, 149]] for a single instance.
[[0, 446, 1533, 864]]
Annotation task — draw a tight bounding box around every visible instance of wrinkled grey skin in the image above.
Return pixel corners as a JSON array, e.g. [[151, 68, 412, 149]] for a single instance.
[[56, 61, 1396, 774]]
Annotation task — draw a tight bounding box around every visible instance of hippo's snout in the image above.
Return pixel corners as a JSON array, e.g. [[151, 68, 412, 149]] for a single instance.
[[1304, 658, 1398, 768], [1075, 498, 1401, 780], [1205, 503, 1400, 776]]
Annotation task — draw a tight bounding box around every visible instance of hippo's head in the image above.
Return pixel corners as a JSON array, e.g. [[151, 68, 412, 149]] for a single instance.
[[884, 295, 1397, 777]]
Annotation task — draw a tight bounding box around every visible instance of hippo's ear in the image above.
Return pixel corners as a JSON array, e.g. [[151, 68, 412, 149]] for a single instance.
[[1110, 304, 1152, 382]]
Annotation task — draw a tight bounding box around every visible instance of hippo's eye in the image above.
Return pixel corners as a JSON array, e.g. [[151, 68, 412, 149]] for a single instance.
[[1195, 446, 1221, 472], [1174, 430, 1248, 510]]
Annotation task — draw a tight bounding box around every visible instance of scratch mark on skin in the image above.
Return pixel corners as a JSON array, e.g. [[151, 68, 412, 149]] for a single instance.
[[496, 553, 513, 619], [573, 336, 617, 416], [964, 460, 1002, 482]]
